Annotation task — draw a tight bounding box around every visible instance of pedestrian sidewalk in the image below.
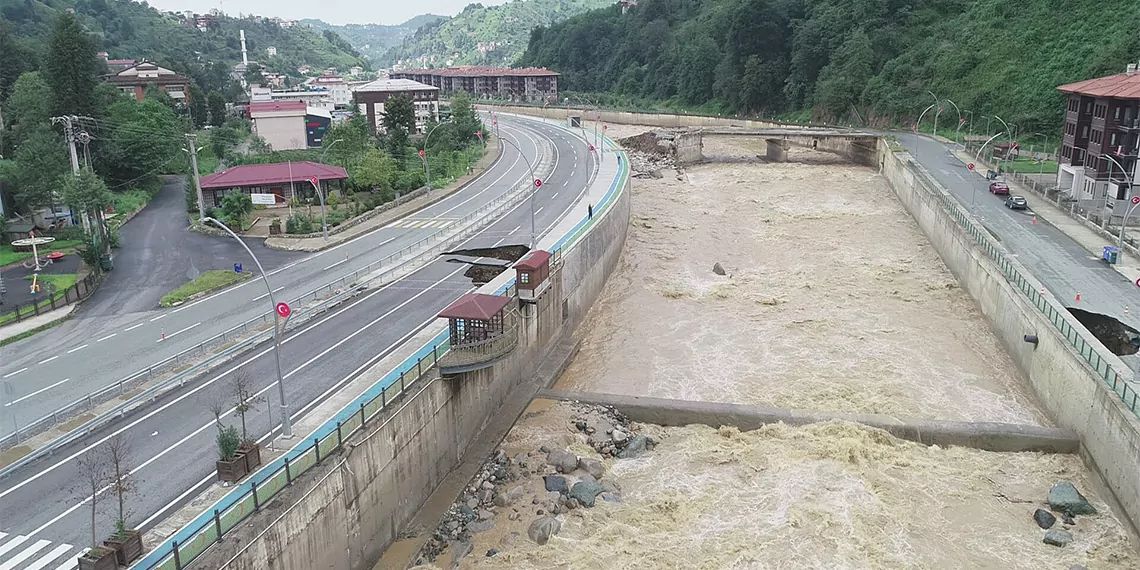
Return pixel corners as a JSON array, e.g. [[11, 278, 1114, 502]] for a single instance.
[[263, 141, 503, 252], [0, 304, 76, 344], [950, 148, 1140, 286]]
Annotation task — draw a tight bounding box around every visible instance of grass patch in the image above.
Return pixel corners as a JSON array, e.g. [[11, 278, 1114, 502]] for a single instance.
[[1003, 156, 1059, 174], [24, 273, 78, 289], [0, 240, 86, 268], [160, 269, 251, 307]]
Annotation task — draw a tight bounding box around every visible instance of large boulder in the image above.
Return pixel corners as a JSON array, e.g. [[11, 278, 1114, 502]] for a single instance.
[[1048, 482, 1097, 516], [569, 481, 604, 508], [578, 457, 605, 479], [1032, 508, 1056, 529], [527, 516, 562, 546], [617, 435, 650, 458], [1043, 529, 1073, 547], [544, 475, 569, 494], [546, 449, 579, 474]]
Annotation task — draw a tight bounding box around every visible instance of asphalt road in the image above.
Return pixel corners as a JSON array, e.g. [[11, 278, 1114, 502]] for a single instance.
[[0, 114, 597, 570], [898, 134, 1140, 332], [0, 116, 555, 441]]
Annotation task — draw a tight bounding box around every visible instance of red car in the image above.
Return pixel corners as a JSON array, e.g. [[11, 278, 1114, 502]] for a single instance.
[[989, 181, 1010, 195]]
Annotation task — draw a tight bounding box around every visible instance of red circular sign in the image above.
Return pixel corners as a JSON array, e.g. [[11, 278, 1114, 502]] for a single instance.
[[534, 179, 543, 188], [603, 125, 608, 130], [588, 145, 595, 151], [967, 163, 975, 171], [1131, 196, 1140, 205], [418, 150, 425, 158], [276, 302, 291, 318], [1135, 277, 1140, 288]]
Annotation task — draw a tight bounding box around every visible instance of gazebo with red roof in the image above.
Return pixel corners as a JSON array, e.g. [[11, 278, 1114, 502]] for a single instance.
[[514, 249, 552, 303], [198, 161, 348, 208], [437, 292, 519, 374]]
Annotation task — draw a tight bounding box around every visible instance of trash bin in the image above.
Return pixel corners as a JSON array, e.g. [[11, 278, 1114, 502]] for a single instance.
[[1103, 246, 1120, 265], [100, 253, 114, 271]]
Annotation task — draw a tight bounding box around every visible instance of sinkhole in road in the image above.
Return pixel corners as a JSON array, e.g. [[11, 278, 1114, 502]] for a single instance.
[[1066, 307, 1140, 356], [442, 245, 530, 285]]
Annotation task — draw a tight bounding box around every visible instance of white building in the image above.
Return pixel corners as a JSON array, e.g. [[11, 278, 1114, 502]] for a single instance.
[[305, 75, 353, 108], [352, 78, 440, 135]]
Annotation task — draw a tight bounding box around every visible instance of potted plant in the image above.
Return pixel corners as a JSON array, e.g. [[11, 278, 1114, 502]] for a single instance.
[[231, 369, 264, 472], [102, 435, 145, 565], [76, 450, 118, 570], [215, 424, 247, 482], [269, 218, 282, 235]]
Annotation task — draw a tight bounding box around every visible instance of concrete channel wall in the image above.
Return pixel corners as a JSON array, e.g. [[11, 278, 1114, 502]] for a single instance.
[[880, 144, 1140, 534], [195, 142, 633, 570]]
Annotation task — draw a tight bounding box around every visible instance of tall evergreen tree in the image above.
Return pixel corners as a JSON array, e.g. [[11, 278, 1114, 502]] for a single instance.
[[44, 12, 102, 118], [382, 93, 415, 156], [207, 92, 227, 127]]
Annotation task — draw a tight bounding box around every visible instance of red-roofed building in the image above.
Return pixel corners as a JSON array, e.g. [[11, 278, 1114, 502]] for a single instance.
[[104, 62, 190, 103], [437, 292, 519, 373], [1057, 65, 1140, 218], [514, 249, 552, 302], [390, 66, 558, 102], [198, 161, 348, 208]]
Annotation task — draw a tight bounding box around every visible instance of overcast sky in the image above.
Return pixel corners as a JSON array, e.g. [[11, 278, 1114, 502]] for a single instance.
[[145, 0, 510, 25]]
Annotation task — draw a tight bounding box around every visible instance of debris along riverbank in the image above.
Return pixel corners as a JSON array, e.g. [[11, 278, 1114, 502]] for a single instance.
[[410, 400, 1138, 570]]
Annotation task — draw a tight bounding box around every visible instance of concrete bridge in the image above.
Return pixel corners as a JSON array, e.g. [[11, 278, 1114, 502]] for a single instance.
[[675, 127, 880, 167]]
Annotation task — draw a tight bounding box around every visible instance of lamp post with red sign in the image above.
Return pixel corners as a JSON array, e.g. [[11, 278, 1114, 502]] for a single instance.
[[497, 135, 542, 247], [201, 216, 293, 437], [1122, 195, 1140, 256], [422, 119, 453, 196]]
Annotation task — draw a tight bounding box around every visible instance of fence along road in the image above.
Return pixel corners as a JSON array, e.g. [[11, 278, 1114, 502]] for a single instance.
[[0, 118, 547, 444], [0, 114, 593, 570]]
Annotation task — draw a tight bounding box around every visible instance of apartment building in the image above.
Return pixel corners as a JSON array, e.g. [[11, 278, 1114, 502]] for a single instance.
[[352, 78, 440, 135], [390, 66, 559, 102], [1057, 64, 1140, 221]]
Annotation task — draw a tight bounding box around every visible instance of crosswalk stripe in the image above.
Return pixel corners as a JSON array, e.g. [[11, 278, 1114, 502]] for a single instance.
[[51, 548, 86, 570], [0, 539, 50, 570], [0, 535, 28, 558], [23, 544, 74, 570]]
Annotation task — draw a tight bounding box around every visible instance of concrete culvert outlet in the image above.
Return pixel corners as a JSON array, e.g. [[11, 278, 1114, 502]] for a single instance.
[[1066, 307, 1140, 356]]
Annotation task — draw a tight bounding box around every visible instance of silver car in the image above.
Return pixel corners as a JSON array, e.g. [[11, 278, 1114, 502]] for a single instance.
[[1005, 195, 1028, 210]]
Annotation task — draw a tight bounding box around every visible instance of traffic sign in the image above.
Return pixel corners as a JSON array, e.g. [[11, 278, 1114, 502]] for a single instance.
[[276, 302, 291, 318], [589, 145, 595, 151], [603, 125, 608, 130], [967, 163, 975, 171], [1131, 196, 1139, 205], [1135, 277, 1140, 288], [418, 149, 425, 158], [534, 179, 543, 188]]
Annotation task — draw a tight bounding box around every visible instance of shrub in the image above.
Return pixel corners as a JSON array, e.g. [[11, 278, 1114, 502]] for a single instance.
[[216, 425, 241, 461], [285, 213, 314, 234]]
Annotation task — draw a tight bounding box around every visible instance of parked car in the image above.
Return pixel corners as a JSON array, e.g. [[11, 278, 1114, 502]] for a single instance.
[[1005, 195, 1028, 210], [989, 181, 1010, 195]]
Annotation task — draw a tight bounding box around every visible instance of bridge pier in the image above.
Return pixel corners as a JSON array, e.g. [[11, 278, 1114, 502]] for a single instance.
[[765, 139, 789, 162], [674, 131, 704, 164]]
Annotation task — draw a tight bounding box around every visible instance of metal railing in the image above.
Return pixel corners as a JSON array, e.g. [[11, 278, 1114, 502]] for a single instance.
[[0, 271, 101, 324], [904, 157, 1140, 420], [132, 133, 630, 570], [0, 144, 557, 471]]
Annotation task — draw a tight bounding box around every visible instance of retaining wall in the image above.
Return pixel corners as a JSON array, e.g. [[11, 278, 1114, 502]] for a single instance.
[[192, 138, 632, 570], [880, 144, 1140, 534], [482, 105, 788, 130]]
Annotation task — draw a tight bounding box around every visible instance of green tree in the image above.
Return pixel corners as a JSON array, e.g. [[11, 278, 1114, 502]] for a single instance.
[[188, 83, 208, 129], [322, 115, 372, 166], [813, 28, 874, 119], [243, 63, 264, 86], [5, 72, 53, 147], [0, 21, 37, 104], [449, 90, 481, 145], [62, 167, 112, 214], [44, 12, 102, 117], [219, 192, 253, 227], [350, 148, 397, 191], [382, 93, 415, 155], [207, 92, 227, 127], [10, 127, 67, 211], [96, 97, 182, 186]]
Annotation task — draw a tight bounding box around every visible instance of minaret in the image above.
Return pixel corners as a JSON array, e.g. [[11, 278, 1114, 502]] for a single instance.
[[240, 29, 249, 66]]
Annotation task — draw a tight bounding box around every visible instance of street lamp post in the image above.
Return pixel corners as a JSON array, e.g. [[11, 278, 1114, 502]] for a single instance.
[[422, 119, 453, 194], [992, 115, 1015, 177], [914, 103, 937, 162], [928, 92, 941, 139], [964, 110, 974, 147], [1104, 154, 1129, 229], [973, 132, 1005, 207], [308, 177, 329, 240], [320, 138, 344, 164], [497, 135, 541, 247], [202, 217, 292, 437], [945, 99, 963, 148]]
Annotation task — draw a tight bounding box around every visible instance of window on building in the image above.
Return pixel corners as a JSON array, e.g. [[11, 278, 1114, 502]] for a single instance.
[[1082, 125, 1089, 139], [1063, 145, 1072, 159], [1086, 101, 1094, 115], [1115, 106, 1122, 120], [520, 272, 530, 285]]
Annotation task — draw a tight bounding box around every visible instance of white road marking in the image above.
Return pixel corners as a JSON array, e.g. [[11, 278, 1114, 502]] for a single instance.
[[149, 314, 166, 322], [536, 207, 544, 215], [252, 286, 285, 302], [96, 333, 116, 342], [511, 225, 521, 233], [323, 258, 348, 271], [124, 323, 145, 332], [0, 535, 29, 557], [24, 544, 75, 570], [65, 345, 87, 354], [50, 548, 86, 570], [157, 322, 201, 343], [3, 368, 27, 378], [5, 378, 70, 407], [551, 192, 558, 200], [0, 539, 51, 570], [38, 356, 59, 365], [493, 237, 507, 247]]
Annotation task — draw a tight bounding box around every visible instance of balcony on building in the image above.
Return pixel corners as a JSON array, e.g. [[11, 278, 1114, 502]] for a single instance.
[[514, 249, 552, 303], [438, 293, 519, 374]]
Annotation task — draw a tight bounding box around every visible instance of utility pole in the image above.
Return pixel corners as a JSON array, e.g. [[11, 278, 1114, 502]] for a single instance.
[[186, 134, 206, 221], [51, 115, 88, 234]]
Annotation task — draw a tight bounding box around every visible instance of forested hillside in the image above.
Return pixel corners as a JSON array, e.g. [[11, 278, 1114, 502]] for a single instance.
[[1, 0, 366, 86], [519, 0, 1140, 133], [382, 0, 611, 68], [302, 15, 447, 62]]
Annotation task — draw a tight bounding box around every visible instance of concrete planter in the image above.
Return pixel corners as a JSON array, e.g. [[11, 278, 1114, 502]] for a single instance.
[[77, 547, 118, 570], [104, 529, 144, 565]]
